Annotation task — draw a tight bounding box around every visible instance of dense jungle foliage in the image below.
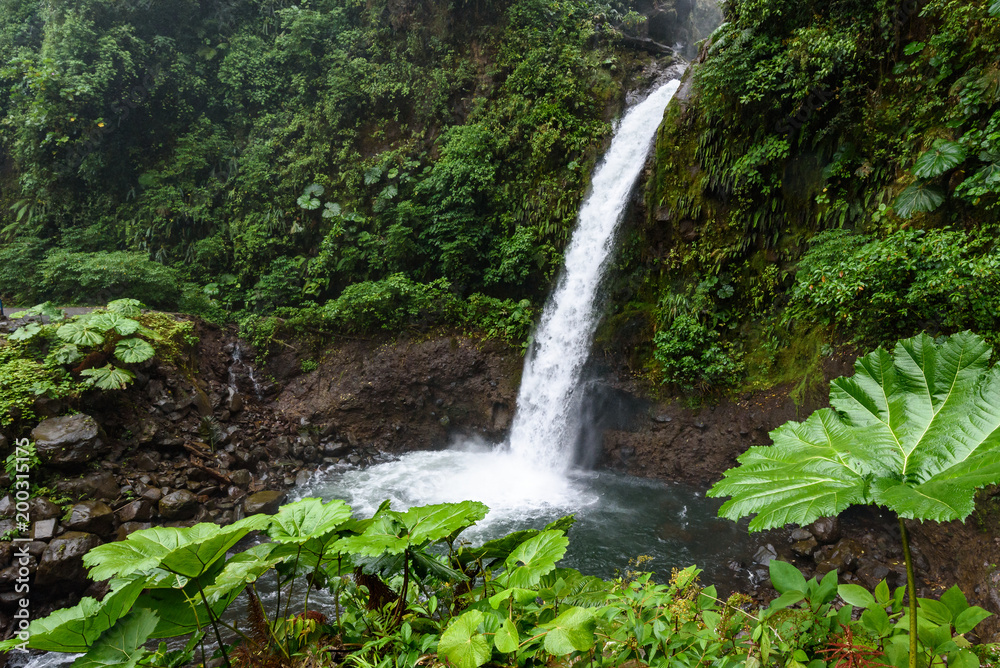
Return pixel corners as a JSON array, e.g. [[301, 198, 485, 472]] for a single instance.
[[0, 0, 709, 346], [5, 496, 997, 668], [612, 0, 1000, 393]]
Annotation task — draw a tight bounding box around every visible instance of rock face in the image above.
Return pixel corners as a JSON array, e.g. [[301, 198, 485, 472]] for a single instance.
[[159, 490, 198, 520], [35, 532, 102, 589], [32, 414, 110, 467], [244, 491, 287, 516]]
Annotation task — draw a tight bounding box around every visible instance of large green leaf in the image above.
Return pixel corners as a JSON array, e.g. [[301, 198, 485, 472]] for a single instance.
[[710, 332, 1000, 528], [268, 497, 353, 545], [9, 323, 43, 341], [0, 579, 145, 653], [71, 608, 158, 668], [134, 575, 243, 639], [991, 0, 1000, 16], [90, 313, 141, 336], [80, 365, 135, 390], [439, 610, 491, 668], [201, 543, 283, 604], [106, 299, 143, 318], [84, 516, 272, 582], [336, 500, 487, 556], [114, 338, 155, 364], [502, 530, 569, 588], [56, 322, 105, 346], [913, 139, 967, 178], [540, 606, 596, 655], [399, 500, 488, 544], [895, 181, 945, 218]]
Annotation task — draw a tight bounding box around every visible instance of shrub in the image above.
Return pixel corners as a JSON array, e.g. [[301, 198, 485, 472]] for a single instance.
[[653, 312, 744, 391], [323, 274, 462, 332], [37, 251, 181, 309], [785, 228, 1000, 345]]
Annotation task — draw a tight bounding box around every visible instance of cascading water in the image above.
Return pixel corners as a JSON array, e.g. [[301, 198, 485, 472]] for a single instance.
[[508, 80, 680, 469], [303, 79, 752, 582]]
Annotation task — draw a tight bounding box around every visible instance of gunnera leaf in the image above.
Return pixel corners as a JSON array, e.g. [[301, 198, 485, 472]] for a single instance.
[[438, 610, 490, 668], [90, 313, 141, 336], [71, 608, 158, 668], [709, 331, 1000, 529], [56, 322, 105, 346], [106, 298, 143, 318]]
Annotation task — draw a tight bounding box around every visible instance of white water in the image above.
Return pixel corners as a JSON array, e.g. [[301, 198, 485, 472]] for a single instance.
[[508, 79, 680, 469]]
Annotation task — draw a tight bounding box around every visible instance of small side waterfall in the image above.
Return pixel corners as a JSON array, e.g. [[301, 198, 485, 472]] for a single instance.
[[508, 80, 680, 469]]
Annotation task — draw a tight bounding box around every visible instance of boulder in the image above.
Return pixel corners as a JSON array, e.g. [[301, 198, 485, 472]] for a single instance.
[[55, 471, 120, 501], [117, 500, 154, 523], [230, 470, 252, 487], [35, 532, 102, 589], [117, 522, 152, 540], [244, 491, 287, 516], [31, 414, 110, 467], [29, 497, 62, 521], [791, 537, 818, 558], [752, 544, 778, 566], [30, 518, 58, 541], [159, 490, 198, 520], [809, 517, 841, 544], [65, 501, 116, 536]]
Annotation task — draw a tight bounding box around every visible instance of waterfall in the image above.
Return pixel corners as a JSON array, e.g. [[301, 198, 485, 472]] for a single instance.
[[507, 79, 681, 469]]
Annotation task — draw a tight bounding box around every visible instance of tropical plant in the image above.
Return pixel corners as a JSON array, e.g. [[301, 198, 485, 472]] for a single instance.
[[708, 331, 1000, 668]]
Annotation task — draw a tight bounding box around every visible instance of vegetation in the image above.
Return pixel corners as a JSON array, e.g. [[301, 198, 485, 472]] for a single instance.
[[0, 300, 194, 428], [0, 0, 688, 348], [608, 0, 1000, 393], [2, 497, 994, 668], [709, 331, 1000, 668]]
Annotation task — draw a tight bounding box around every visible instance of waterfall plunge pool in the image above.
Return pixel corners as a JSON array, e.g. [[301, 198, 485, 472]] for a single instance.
[[299, 443, 757, 590]]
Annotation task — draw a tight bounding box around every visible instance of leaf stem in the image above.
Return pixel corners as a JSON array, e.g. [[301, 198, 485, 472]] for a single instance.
[[899, 517, 918, 668]]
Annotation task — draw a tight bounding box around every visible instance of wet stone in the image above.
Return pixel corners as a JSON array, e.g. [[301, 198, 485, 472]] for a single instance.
[[790, 528, 813, 542], [244, 491, 287, 516], [791, 537, 818, 557], [117, 500, 154, 523], [35, 532, 102, 590], [66, 501, 116, 537], [159, 490, 199, 520], [809, 517, 841, 544], [30, 518, 57, 541], [230, 469, 252, 487], [117, 522, 152, 541], [55, 472, 120, 501], [753, 544, 778, 566], [32, 414, 110, 468]]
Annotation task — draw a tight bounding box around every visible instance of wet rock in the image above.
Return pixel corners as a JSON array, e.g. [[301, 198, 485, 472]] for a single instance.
[[0, 496, 13, 517], [159, 490, 198, 520], [25, 542, 47, 559], [55, 471, 120, 502], [856, 559, 892, 590], [302, 446, 319, 463], [35, 532, 102, 589], [244, 491, 286, 516], [133, 452, 161, 472], [753, 544, 778, 566], [29, 497, 62, 521], [0, 543, 10, 569], [65, 501, 116, 537], [30, 518, 57, 541], [117, 500, 154, 523], [141, 487, 163, 503], [815, 538, 862, 573], [790, 528, 813, 542], [792, 538, 819, 557], [809, 517, 841, 544], [654, 414, 672, 423], [0, 557, 36, 587], [295, 470, 313, 487], [230, 470, 252, 487], [324, 442, 349, 456], [228, 392, 245, 414], [194, 389, 214, 417], [117, 521, 153, 540], [31, 414, 110, 467]]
